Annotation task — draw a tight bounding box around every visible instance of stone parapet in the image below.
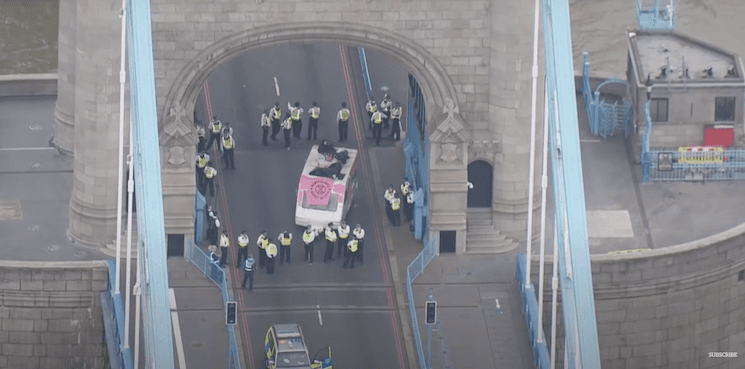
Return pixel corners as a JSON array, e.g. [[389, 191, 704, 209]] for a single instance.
[[529, 221, 745, 368], [0, 74, 57, 97]]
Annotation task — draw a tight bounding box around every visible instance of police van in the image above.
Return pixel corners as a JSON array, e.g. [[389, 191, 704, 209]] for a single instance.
[[295, 144, 359, 229], [264, 324, 332, 369]]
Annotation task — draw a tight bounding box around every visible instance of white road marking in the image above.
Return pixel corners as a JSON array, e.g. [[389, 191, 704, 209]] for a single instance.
[[274, 77, 280, 97], [495, 298, 501, 310], [0, 147, 54, 151], [580, 139, 602, 143], [168, 288, 187, 369], [317, 305, 323, 326]]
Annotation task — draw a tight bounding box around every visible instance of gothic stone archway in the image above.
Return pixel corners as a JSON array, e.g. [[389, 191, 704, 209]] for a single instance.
[[157, 22, 472, 247], [467, 160, 493, 207]]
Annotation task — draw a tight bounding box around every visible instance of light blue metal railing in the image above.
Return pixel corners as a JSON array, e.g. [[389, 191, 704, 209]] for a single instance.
[[515, 255, 551, 369], [102, 260, 134, 369], [405, 74, 428, 241], [581, 52, 631, 139], [185, 240, 242, 369], [635, 0, 676, 31], [406, 234, 438, 369], [357, 47, 373, 100], [125, 0, 174, 366], [195, 187, 206, 244]]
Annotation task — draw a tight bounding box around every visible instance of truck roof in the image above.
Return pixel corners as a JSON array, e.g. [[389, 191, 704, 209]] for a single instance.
[[301, 145, 358, 182]]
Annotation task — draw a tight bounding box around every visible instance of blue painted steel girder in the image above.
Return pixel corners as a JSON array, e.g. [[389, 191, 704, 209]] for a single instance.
[[126, 0, 175, 367], [541, 0, 602, 367]]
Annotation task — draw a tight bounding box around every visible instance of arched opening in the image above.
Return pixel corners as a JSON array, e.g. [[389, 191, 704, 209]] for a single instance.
[[467, 160, 493, 208]]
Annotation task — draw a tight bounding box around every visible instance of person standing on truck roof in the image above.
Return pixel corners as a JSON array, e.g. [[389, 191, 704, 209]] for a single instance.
[[278, 231, 292, 265], [282, 113, 293, 150], [265, 239, 278, 275], [353, 224, 365, 265], [256, 231, 269, 268], [205, 115, 222, 151], [261, 111, 271, 146], [324, 223, 337, 263], [302, 226, 317, 265], [307, 102, 320, 141], [269, 102, 282, 141], [337, 102, 350, 142], [288, 101, 304, 139], [241, 253, 256, 291], [343, 238, 359, 269], [336, 221, 350, 259], [371, 109, 387, 146]]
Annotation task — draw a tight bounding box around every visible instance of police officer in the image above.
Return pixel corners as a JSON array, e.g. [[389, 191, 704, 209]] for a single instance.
[[195, 152, 209, 191], [221, 133, 235, 170], [206, 208, 220, 247], [380, 94, 392, 129], [208, 245, 221, 264], [288, 101, 304, 139], [388, 102, 403, 141], [265, 239, 278, 275], [336, 221, 350, 259], [269, 102, 282, 141], [352, 224, 365, 265], [261, 111, 271, 146], [202, 161, 217, 197], [365, 99, 377, 126], [278, 231, 292, 264], [337, 102, 350, 142], [196, 124, 206, 152], [405, 189, 415, 223], [219, 230, 230, 267], [371, 109, 387, 146], [221, 122, 233, 138], [236, 230, 250, 268], [302, 226, 316, 265], [241, 253, 256, 291], [343, 237, 359, 269], [206, 115, 222, 151], [384, 184, 396, 223], [256, 231, 268, 268], [323, 222, 337, 263], [390, 193, 402, 226], [400, 179, 411, 197], [281, 113, 293, 150], [307, 102, 320, 141]]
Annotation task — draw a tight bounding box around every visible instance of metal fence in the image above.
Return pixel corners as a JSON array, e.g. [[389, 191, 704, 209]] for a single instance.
[[635, 0, 676, 31], [195, 187, 206, 244], [102, 260, 134, 369], [404, 74, 428, 241], [405, 234, 438, 369], [581, 52, 631, 139], [185, 240, 242, 369], [640, 101, 745, 182], [515, 255, 551, 369], [357, 47, 373, 100]]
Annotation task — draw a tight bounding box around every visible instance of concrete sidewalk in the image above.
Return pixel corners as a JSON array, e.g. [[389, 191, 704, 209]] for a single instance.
[[369, 145, 534, 369]]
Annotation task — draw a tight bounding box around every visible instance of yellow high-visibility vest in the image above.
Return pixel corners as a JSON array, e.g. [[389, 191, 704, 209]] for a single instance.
[[238, 235, 249, 247], [303, 232, 314, 244], [223, 138, 233, 150], [310, 107, 320, 119], [272, 108, 281, 119], [340, 109, 349, 121], [266, 243, 278, 257], [204, 167, 215, 179], [347, 239, 358, 253], [197, 156, 207, 167], [391, 198, 401, 211], [211, 121, 221, 133], [373, 112, 383, 124], [291, 108, 300, 120], [280, 234, 291, 246], [338, 226, 349, 239]]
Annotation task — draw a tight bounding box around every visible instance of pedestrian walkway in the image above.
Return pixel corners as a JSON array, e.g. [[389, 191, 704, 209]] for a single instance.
[[368, 145, 534, 369]]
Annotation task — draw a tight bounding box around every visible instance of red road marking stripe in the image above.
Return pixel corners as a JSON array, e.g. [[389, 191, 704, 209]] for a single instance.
[[202, 81, 255, 369], [338, 44, 406, 369]]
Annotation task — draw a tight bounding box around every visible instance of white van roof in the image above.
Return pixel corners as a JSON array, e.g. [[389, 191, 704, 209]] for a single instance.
[[301, 145, 359, 182]]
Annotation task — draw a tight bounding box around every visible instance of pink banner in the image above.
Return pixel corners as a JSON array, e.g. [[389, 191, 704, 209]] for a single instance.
[[299, 175, 335, 206]]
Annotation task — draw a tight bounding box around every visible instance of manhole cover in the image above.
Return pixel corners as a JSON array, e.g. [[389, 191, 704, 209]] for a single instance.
[[29, 225, 40, 231], [48, 245, 60, 251], [31, 162, 41, 168], [29, 125, 42, 131]]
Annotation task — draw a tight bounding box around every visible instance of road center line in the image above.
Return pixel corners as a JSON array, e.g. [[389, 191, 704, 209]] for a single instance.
[[168, 288, 188, 369], [317, 305, 323, 326], [274, 76, 280, 97]]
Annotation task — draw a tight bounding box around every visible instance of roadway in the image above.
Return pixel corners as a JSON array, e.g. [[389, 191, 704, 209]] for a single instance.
[[196, 43, 410, 369]]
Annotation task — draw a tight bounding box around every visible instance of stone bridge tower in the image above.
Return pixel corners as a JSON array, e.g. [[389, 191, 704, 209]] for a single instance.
[[53, 0, 542, 254]]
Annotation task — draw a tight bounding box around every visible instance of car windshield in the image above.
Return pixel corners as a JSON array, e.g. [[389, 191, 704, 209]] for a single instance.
[[275, 351, 310, 367], [301, 192, 338, 211]]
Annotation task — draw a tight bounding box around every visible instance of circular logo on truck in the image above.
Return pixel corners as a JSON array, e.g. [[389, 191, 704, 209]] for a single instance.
[[310, 180, 332, 200]]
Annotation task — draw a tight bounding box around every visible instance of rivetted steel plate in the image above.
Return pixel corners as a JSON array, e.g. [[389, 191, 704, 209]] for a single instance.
[[586, 210, 634, 238], [0, 200, 23, 220]]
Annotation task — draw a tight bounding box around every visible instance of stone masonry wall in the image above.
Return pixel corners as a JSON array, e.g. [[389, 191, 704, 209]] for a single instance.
[[0, 260, 109, 368], [530, 222, 745, 369]]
